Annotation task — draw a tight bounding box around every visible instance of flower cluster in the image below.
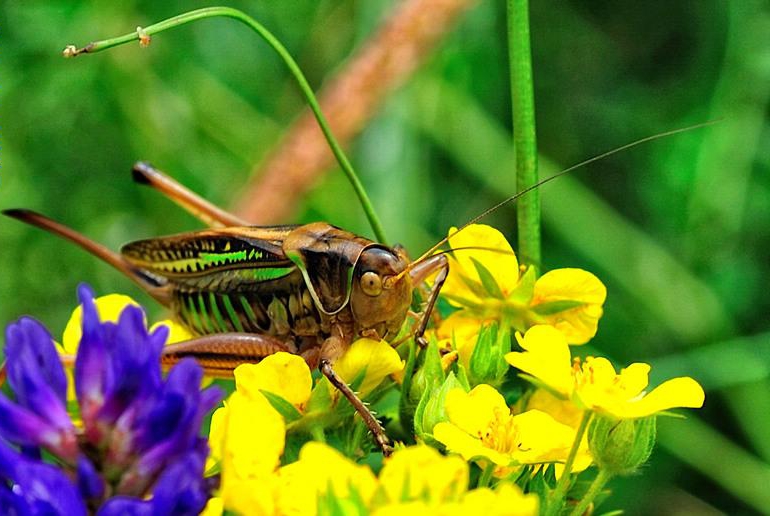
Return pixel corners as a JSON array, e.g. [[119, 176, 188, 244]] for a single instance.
[[0, 285, 222, 514], [201, 358, 539, 515], [0, 224, 707, 515]]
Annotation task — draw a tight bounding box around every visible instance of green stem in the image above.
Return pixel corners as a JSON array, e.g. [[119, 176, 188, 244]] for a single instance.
[[310, 424, 327, 444], [507, 0, 540, 268], [64, 6, 388, 244], [568, 469, 613, 516], [545, 411, 592, 516], [477, 462, 496, 488]]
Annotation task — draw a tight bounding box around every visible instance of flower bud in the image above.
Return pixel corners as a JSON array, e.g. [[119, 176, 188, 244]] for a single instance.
[[588, 415, 656, 476], [414, 372, 465, 445], [467, 323, 511, 387]]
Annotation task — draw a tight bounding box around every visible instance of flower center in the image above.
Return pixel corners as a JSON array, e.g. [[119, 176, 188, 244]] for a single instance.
[[481, 407, 520, 454]]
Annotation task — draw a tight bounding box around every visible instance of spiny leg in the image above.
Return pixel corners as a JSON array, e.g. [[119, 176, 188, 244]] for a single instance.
[[161, 332, 296, 377], [132, 162, 249, 228], [319, 360, 393, 456], [408, 254, 449, 348]]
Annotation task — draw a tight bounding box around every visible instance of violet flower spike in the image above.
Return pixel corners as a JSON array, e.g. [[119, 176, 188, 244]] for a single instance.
[[0, 283, 223, 515]]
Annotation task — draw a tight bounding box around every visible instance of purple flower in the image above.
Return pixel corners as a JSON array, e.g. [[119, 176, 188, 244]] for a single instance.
[[0, 284, 223, 515]]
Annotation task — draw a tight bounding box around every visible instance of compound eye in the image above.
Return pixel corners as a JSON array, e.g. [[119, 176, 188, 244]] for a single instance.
[[360, 271, 383, 297]]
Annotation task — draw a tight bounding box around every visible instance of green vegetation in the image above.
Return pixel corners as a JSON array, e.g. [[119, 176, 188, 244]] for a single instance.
[[1, 1, 768, 513]]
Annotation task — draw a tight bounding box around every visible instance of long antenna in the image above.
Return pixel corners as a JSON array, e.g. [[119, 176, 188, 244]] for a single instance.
[[408, 119, 719, 268]]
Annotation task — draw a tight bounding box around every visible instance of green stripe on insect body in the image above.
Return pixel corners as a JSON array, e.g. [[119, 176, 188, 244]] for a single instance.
[[250, 266, 295, 282], [196, 292, 215, 333], [220, 294, 245, 333], [238, 294, 261, 329], [208, 292, 229, 332]]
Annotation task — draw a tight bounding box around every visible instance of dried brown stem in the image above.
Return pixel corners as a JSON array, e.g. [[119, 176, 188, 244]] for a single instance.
[[233, 0, 477, 224]]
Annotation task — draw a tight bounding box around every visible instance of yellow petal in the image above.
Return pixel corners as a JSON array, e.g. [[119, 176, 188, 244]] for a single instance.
[[460, 484, 539, 516], [199, 496, 223, 516], [379, 445, 468, 504], [221, 391, 284, 479], [511, 410, 579, 465], [207, 405, 227, 465], [442, 225, 520, 304], [532, 268, 606, 344], [334, 338, 404, 396], [606, 377, 706, 419], [436, 312, 484, 368], [234, 353, 312, 409], [372, 501, 436, 516], [276, 442, 377, 515], [150, 319, 194, 345], [62, 294, 139, 353], [577, 359, 649, 411], [219, 391, 285, 514], [506, 325, 573, 397], [433, 422, 510, 466], [524, 388, 583, 429], [616, 362, 652, 397], [444, 385, 508, 437]]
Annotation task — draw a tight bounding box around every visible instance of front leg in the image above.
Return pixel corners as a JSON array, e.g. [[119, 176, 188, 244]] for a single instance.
[[161, 332, 296, 377], [319, 335, 393, 457], [408, 254, 449, 348]]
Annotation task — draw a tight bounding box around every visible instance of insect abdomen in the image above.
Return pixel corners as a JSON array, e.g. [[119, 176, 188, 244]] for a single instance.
[[172, 271, 322, 338]]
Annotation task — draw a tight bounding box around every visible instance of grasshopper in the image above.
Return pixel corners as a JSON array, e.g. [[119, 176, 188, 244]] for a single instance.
[[1, 123, 708, 454], [2, 162, 451, 455]]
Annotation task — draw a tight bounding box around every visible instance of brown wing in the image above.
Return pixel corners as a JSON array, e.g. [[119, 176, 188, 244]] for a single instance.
[[121, 226, 298, 284]]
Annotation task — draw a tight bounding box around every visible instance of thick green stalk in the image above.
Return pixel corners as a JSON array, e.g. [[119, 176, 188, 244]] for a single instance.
[[477, 462, 496, 488], [568, 469, 613, 516], [63, 6, 388, 244], [545, 411, 592, 516], [507, 0, 541, 267]]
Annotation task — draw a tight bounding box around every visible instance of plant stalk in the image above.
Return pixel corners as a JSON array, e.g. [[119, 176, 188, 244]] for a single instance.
[[569, 469, 613, 516], [545, 410, 592, 516], [63, 6, 388, 244], [507, 0, 541, 268]]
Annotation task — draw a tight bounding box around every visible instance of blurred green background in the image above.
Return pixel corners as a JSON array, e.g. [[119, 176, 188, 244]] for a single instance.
[[1, 1, 768, 514]]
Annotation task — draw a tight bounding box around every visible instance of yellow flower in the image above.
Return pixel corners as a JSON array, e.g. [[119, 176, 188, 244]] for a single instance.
[[377, 445, 468, 505], [457, 483, 539, 516], [522, 389, 592, 474], [276, 442, 378, 515], [61, 293, 192, 353], [372, 475, 538, 516], [234, 353, 312, 410], [332, 338, 404, 397], [506, 325, 706, 419], [214, 389, 286, 515], [57, 293, 193, 402], [433, 384, 578, 476], [439, 224, 606, 345]]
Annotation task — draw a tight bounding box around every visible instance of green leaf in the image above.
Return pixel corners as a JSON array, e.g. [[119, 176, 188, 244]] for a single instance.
[[530, 299, 586, 315], [415, 372, 465, 444], [470, 256, 505, 299], [508, 264, 536, 304], [259, 389, 303, 423]]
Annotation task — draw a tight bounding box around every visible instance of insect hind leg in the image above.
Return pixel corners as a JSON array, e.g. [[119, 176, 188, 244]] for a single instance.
[[160, 332, 296, 377], [1, 209, 171, 306], [132, 162, 249, 228]]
